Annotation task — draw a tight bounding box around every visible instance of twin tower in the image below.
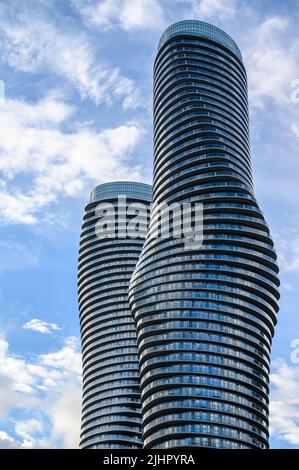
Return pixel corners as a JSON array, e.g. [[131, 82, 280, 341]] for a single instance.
[[78, 21, 279, 449]]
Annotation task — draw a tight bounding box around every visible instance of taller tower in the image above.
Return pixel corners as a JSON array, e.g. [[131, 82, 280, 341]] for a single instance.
[[129, 21, 279, 449], [78, 181, 152, 449]]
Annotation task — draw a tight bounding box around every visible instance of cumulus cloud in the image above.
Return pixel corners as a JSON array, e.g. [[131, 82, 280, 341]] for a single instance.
[[15, 419, 44, 449], [0, 93, 142, 224], [72, 0, 166, 32], [23, 319, 61, 335], [39, 337, 82, 375], [0, 335, 82, 448], [270, 360, 299, 446], [49, 383, 82, 448], [243, 16, 299, 107], [0, 1, 141, 107], [0, 430, 19, 449]]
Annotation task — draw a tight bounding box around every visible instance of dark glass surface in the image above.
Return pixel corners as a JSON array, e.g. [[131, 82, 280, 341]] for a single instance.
[[79, 182, 152, 448]]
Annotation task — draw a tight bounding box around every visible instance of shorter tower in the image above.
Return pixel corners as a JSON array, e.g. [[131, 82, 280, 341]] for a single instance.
[[78, 181, 152, 449]]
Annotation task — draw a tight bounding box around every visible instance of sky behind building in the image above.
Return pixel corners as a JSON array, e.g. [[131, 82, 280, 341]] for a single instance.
[[0, 0, 298, 448]]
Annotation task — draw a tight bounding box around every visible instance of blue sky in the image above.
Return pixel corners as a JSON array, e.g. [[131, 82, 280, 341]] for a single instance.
[[0, 0, 298, 448]]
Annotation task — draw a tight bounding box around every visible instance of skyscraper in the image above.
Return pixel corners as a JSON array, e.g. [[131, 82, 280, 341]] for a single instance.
[[129, 21, 279, 449], [78, 182, 152, 449]]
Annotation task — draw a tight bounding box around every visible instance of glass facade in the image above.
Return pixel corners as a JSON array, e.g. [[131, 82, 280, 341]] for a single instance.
[[128, 21, 279, 449], [158, 20, 242, 60], [90, 182, 153, 204], [78, 182, 152, 448]]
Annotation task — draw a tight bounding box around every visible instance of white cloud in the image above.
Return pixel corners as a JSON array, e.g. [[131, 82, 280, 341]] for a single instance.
[[0, 338, 36, 395], [15, 419, 44, 449], [49, 383, 82, 448], [244, 16, 299, 107], [39, 337, 82, 376], [0, 334, 82, 448], [0, 430, 19, 448], [23, 319, 61, 335], [0, 94, 143, 225], [72, 0, 166, 32], [189, 0, 238, 22], [0, 430, 14, 442], [270, 360, 299, 446], [0, 1, 141, 107]]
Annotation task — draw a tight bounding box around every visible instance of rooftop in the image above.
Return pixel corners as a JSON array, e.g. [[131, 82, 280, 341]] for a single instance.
[[158, 20, 242, 61], [90, 181, 152, 203]]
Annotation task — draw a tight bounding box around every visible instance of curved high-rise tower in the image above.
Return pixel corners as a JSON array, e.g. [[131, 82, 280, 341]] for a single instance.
[[78, 181, 152, 449], [129, 21, 279, 449]]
